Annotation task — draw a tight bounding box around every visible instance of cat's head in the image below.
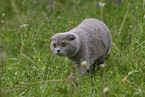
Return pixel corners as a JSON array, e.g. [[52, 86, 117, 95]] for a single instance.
[[50, 33, 80, 57]]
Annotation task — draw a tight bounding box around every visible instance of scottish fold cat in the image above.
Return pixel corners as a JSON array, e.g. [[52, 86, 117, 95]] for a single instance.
[[50, 18, 112, 74]]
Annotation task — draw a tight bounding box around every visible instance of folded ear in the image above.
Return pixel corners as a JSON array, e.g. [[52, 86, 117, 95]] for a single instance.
[[51, 36, 54, 39], [68, 35, 75, 40], [51, 35, 57, 40]]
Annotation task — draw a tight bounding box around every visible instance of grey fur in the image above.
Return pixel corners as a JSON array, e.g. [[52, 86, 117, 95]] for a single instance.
[[50, 18, 112, 74]]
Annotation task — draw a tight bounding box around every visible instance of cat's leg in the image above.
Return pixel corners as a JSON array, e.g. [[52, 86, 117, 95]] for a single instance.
[[96, 53, 107, 64], [80, 61, 91, 74], [80, 65, 88, 73], [91, 54, 107, 72], [75, 63, 88, 76]]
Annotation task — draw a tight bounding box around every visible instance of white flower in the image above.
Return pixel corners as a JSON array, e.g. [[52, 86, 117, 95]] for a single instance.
[[57, 16, 61, 19], [99, 2, 105, 7], [38, 59, 41, 62], [103, 87, 109, 93], [130, 25, 133, 28], [81, 61, 87, 65], [41, 23, 45, 26], [20, 24, 29, 28], [2, 13, 5, 18], [1, 20, 4, 23], [81, 61, 89, 69], [100, 63, 106, 68], [15, 72, 17, 75]]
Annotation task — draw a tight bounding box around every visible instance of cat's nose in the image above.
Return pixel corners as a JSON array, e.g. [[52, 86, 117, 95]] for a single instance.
[[57, 50, 60, 53]]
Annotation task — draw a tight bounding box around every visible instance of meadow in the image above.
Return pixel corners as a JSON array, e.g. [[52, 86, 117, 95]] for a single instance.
[[0, 0, 145, 96]]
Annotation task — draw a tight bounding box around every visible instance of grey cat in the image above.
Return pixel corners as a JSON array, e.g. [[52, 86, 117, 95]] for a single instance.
[[50, 18, 112, 74]]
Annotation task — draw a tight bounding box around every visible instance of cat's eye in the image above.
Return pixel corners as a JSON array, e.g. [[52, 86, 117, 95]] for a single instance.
[[53, 43, 57, 48], [62, 43, 67, 47]]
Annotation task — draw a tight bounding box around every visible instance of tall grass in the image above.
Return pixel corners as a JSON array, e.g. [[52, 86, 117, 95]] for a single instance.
[[0, 0, 145, 96]]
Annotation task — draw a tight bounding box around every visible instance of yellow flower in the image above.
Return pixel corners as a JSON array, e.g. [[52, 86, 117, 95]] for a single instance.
[[71, 65, 75, 68]]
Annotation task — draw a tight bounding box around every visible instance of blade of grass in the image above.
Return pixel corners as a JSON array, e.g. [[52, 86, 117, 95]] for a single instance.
[[118, 3, 130, 37]]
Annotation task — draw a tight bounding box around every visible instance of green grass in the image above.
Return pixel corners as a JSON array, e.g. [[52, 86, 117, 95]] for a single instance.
[[0, 0, 145, 97]]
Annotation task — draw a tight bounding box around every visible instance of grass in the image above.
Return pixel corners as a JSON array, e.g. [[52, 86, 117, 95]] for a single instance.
[[0, 0, 145, 96]]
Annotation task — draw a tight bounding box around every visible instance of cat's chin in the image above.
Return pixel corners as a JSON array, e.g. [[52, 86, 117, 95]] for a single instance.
[[56, 53, 66, 57]]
